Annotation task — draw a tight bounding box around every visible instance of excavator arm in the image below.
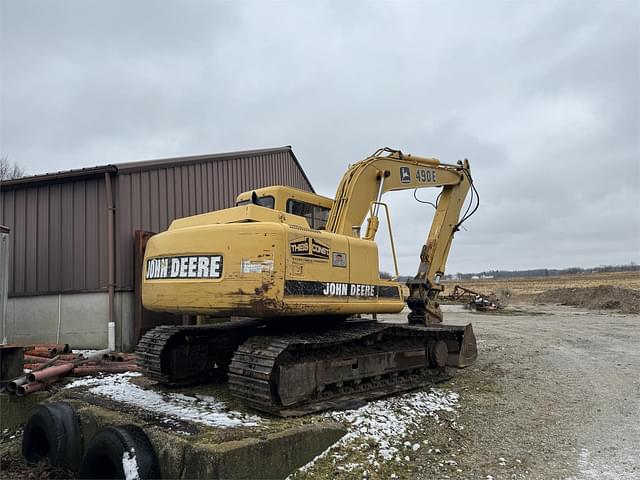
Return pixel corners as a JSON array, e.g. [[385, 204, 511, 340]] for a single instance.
[[326, 147, 476, 324]]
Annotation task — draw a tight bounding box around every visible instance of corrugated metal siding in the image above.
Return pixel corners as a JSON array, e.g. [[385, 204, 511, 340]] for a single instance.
[[115, 150, 311, 289], [0, 179, 109, 295], [0, 148, 312, 295]]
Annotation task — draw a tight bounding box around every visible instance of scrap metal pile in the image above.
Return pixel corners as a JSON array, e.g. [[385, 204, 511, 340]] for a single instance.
[[443, 285, 502, 311], [1, 343, 139, 397]]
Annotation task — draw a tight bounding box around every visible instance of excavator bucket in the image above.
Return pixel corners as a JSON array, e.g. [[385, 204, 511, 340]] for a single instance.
[[439, 323, 477, 368], [456, 323, 478, 368]]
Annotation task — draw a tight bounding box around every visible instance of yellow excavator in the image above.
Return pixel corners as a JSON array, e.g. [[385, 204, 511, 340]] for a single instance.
[[136, 147, 479, 416]]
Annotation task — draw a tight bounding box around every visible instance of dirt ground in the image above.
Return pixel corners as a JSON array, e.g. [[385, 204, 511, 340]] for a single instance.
[[435, 304, 638, 479], [290, 302, 639, 480], [445, 271, 640, 300]]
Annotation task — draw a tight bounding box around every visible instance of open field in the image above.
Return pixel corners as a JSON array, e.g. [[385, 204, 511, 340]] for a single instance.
[[444, 271, 640, 298]]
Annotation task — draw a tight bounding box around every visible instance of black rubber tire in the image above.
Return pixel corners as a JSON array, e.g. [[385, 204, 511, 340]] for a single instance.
[[78, 424, 160, 479], [22, 401, 83, 473]]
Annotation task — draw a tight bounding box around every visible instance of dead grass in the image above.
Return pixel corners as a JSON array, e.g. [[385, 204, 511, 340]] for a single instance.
[[444, 271, 640, 299]]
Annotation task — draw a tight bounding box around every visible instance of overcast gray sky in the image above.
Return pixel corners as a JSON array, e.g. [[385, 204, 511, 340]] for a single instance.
[[1, 0, 638, 274]]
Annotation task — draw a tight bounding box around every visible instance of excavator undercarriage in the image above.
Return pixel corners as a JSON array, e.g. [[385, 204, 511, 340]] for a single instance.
[[136, 317, 477, 416]]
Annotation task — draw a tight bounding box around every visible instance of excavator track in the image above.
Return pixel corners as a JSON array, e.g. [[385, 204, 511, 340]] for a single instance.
[[228, 321, 475, 417], [137, 318, 476, 415], [135, 319, 263, 386]]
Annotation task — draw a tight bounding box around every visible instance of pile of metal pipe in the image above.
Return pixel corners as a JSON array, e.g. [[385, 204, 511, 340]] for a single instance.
[[2, 344, 139, 397]]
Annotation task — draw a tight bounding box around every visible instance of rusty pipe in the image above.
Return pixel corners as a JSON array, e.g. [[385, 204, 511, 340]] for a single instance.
[[105, 171, 116, 351], [27, 363, 74, 382], [32, 355, 62, 371], [24, 355, 49, 363], [30, 343, 69, 354], [58, 353, 83, 361], [16, 378, 57, 396], [25, 349, 57, 358], [6, 375, 28, 393]]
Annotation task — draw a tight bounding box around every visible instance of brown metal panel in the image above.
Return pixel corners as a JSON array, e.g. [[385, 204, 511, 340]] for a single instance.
[[188, 164, 196, 214], [149, 169, 160, 232], [218, 160, 227, 208], [48, 184, 62, 291], [60, 184, 74, 291], [36, 185, 49, 292], [157, 169, 167, 231], [2, 191, 15, 294], [97, 178, 108, 289], [72, 181, 87, 290], [203, 162, 209, 211], [131, 172, 142, 234], [166, 168, 176, 228], [84, 179, 100, 290], [115, 173, 131, 291], [174, 167, 183, 218], [194, 164, 202, 214], [24, 187, 39, 293], [207, 162, 215, 211], [140, 170, 151, 231], [13, 189, 26, 294], [181, 165, 189, 218]]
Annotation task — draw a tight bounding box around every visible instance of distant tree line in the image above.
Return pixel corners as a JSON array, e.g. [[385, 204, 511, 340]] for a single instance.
[[443, 263, 639, 280]]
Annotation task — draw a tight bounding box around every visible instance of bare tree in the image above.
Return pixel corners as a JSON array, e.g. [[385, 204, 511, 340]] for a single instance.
[[0, 155, 24, 181]]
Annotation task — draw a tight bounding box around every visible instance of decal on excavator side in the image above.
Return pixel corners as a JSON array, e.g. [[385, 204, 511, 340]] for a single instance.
[[284, 280, 400, 298], [289, 237, 330, 260], [146, 255, 223, 279]]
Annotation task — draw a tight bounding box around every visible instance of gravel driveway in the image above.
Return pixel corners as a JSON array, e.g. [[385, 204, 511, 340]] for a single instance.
[[405, 303, 640, 479]]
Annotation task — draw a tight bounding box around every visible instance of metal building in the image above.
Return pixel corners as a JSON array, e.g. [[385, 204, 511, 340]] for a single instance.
[[0, 146, 313, 350]]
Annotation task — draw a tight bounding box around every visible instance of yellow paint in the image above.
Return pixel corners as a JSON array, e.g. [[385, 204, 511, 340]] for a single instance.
[[142, 148, 473, 322]]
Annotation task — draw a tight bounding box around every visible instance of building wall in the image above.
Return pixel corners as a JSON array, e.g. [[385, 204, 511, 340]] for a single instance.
[[0, 147, 313, 350], [0, 147, 312, 296], [0, 177, 109, 296], [2, 292, 134, 350]]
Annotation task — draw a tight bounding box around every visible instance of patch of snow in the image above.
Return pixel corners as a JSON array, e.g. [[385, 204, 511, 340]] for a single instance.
[[122, 448, 139, 480], [292, 388, 459, 478], [65, 372, 261, 428], [72, 349, 99, 357]]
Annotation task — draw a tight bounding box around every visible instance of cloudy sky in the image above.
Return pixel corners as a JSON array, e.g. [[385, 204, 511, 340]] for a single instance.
[[1, 1, 638, 274]]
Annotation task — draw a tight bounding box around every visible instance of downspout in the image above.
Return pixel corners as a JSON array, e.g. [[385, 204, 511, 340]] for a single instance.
[[104, 171, 115, 351]]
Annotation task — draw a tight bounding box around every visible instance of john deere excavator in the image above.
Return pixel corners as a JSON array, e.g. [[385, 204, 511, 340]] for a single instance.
[[136, 147, 479, 416]]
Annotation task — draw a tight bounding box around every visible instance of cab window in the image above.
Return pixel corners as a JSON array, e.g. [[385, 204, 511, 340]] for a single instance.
[[287, 199, 330, 230], [236, 195, 275, 209]]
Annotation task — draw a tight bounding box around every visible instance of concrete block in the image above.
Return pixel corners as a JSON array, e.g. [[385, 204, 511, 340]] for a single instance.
[[181, 423, 346, 479], [62, 400, 345, 480], [0, 391, 51, 431]]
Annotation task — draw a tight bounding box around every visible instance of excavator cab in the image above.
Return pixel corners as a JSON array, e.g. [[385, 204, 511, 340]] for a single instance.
[[235, 186, 333, 230]]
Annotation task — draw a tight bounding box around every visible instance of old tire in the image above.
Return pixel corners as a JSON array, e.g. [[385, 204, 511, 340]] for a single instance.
[[78, 424, 160, 479], [22, 401, 82, 472]]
